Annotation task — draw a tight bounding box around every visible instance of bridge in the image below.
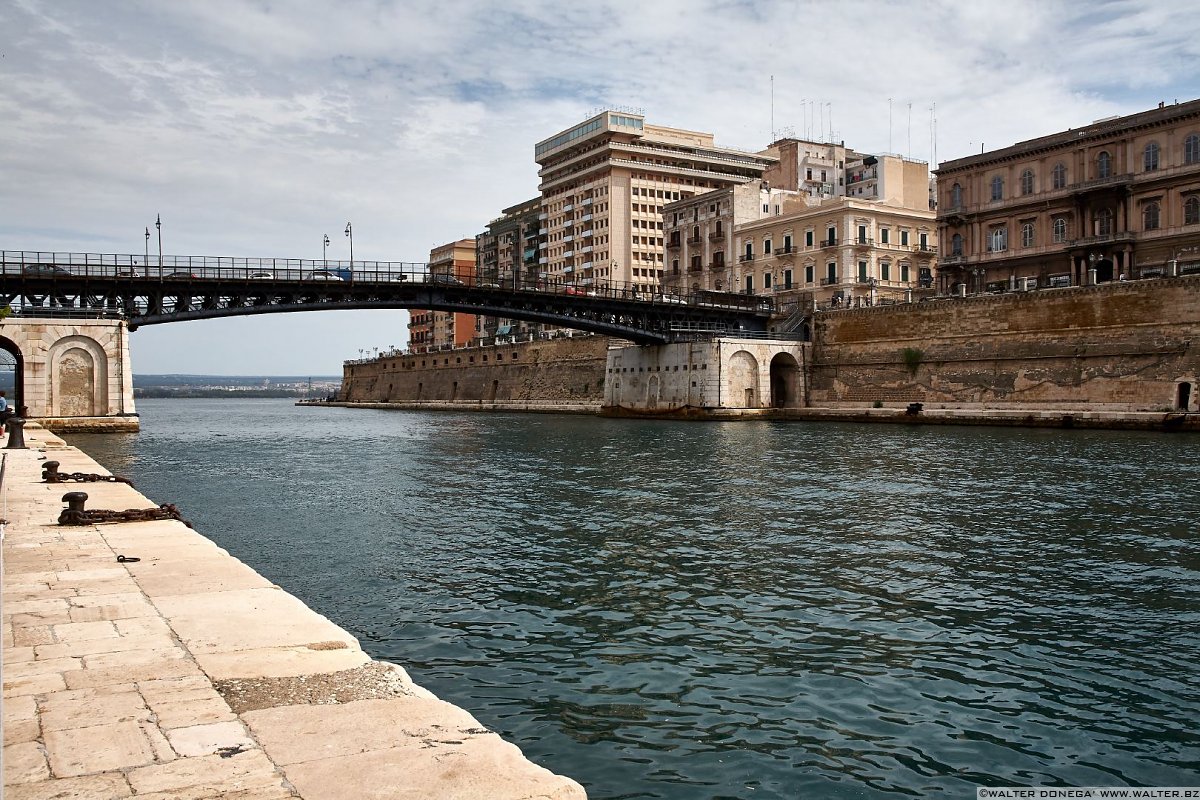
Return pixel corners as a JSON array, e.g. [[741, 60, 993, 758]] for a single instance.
[[0, 250, 772, 344]]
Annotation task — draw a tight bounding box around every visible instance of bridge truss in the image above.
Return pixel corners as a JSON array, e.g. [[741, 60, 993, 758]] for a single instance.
[[0, 251, 772, 344]]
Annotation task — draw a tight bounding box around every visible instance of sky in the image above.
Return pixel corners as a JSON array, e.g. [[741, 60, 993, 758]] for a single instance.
[[3, 0, 1198, 375]]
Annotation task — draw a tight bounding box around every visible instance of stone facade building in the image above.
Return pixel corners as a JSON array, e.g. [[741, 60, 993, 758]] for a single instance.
[[936, 98, 1200, 294], [476, 198, 542, 341], [533, 110, 776, 294]]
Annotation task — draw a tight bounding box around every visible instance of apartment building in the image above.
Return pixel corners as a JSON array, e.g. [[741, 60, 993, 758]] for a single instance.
[[764, 137, 933, 211], [475, 197, 542, 341], [662, 182, 808, 294], [533, 110, 777, 293], [406, 239, 477, 352], [936, 98, 1200, 294], [733, 197, 937, 307]]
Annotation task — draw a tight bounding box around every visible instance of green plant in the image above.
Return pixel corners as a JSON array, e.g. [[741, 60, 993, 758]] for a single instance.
[[901, 347, 924, 375]]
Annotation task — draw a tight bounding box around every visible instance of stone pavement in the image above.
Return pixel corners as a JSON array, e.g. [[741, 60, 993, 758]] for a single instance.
[[2, 424, 586, 799]]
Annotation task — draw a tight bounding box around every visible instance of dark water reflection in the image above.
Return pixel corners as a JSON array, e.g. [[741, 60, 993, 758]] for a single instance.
[[70, 399, 1200, 798]]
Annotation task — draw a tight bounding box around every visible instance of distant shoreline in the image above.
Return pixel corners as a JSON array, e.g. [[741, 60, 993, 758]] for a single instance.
[[135, 390, 338, 399]]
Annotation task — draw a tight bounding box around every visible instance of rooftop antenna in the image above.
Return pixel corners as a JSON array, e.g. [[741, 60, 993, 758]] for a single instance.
[[770, 74, 775, 142]]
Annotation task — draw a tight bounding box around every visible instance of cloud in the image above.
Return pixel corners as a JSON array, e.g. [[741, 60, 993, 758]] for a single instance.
[[2, 0, 1198, 373]]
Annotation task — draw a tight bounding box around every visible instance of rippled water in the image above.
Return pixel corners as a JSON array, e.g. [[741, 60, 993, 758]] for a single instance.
[[70, 399, 1200, 798]]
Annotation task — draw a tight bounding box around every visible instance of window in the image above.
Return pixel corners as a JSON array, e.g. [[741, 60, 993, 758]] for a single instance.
[[784, 269, 793, 289], [745, 275, 754, 294], [881, 262, 890, 281], [744, 241, 753, 259], [764, 273, 772, 289], [1052, 163, 1067, 189], [952, 233, 963, 256], [991, 175, 1004, 201], [880, 228, 890, 244], [858, 261, 868, 282], [1143, 203, 1160, 231], [951, 183, 963, 208], [900, 230, 909, 246], [1053, 217, 1068, 242], [806, 230, 814, 247], [919, 232, 929, 251], [900, 263, 910, 282], [763, 204, 769, 212], [1020, 169, 1034, 195], [1186, 197, 1200, 225], [826, 262, 837, 283], [1097, 151, 1112, 179], [1144, 142, 1160, 172], [672, 258, 679, 274], [805, 264, 814, 283], [989, 228, 1008, 252], [783, 234, 792, 252], [1186, 134, 1200, 165], [1021, 223, 1035, 247], [827, 226, 837, 244], [857, 224, 867, 243], [1095, 207, 1114, 237], [764, 238, 772, 254]]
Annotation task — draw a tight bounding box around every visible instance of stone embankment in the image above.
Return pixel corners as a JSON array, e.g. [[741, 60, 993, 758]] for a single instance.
[[2, 424, 586, 799]]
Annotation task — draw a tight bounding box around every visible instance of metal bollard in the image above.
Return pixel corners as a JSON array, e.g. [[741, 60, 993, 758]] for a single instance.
[[5, 417, 27, 449], [42, 460, 62, 482], [59, 491, 89, 525]]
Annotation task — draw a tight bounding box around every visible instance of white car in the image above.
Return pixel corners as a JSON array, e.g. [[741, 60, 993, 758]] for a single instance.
[[304, 271, 344, 281]]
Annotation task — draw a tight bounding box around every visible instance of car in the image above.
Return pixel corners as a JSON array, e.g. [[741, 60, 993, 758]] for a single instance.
[[651, 293, 686, 304], [165, 271, 197, 279], [116, 268, 141, 278], [247, 272, 274, 280], [304, 271, 344, 281], [429, 272, 464, 285], [564, 286, 596, 297], [23, 263, 71, 276]]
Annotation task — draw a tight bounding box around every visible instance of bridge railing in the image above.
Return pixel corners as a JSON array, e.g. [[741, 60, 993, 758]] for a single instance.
[[0, 250, 778, 313]]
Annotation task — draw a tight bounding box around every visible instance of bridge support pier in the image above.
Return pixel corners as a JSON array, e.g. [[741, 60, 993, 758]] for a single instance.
[[0, 317, 138, 432], [603, 337, 809, 415]]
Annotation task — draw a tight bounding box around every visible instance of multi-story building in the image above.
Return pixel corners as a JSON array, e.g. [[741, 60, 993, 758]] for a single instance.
[[406, 239, 477, 352], [533, 110, 777, 293], [733, 197, 937, 307], [475, 198, 542, 341], [936, 98, 1200, 294], [662, 182, 807, 294], [764, 137, 933, 211]]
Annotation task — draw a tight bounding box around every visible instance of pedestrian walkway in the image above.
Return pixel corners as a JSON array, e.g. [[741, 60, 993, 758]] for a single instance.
[[2, 424, 585, 799]]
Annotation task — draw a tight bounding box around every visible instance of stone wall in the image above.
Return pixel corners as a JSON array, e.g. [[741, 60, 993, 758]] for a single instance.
[[340, 335, 608, 407], [0, 317, 138, 426], [808, 276, 1200, 412]]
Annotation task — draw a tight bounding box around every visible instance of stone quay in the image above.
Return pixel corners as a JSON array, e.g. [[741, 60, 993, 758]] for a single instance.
[[1, 423, 585, 799]]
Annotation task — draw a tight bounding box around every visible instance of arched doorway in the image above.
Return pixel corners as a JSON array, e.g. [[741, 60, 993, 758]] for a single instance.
[[0, 336, 23, 413], [1179, 382, 1193, 411], [727, 350, 760, 408], [769, 352, 803, 408]]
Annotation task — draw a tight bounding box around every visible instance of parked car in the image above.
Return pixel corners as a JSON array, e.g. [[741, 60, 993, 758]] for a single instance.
[[23, 263, 71, 276], [564, 286, 596, 297]]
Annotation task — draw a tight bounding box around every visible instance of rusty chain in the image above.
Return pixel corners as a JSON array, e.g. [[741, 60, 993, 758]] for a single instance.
[[58, 503, 193, 528], [42, 461, 134, 486]]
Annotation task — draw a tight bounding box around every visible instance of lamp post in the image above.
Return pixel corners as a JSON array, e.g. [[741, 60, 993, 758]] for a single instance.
[[144, 227, 149, 267], [155, 214, 162, 268], [345, 222, 353, 272], [323, 234, 330, 268]]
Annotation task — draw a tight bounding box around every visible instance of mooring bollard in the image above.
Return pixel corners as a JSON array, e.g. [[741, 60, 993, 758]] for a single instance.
[[4, 417, 27, 449], [59, 491, 89, 525], [42, 460, 62, 482]]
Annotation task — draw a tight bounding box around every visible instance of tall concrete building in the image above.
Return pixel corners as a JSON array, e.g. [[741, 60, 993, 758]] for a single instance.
[[936, 98, 1200, 294], [533, 111, 777, 293], [763, 137, 933, 211]]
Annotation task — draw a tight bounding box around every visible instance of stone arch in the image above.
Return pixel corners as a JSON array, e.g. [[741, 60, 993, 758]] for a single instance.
[[769, 352, 803, 409], [0, 335, 24, 412], [727, 350, 760, 408], [49, 335, 108, 417]]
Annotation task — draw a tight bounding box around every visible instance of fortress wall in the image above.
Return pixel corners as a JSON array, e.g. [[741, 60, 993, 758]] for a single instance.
[[808, 276, 1200, 411]]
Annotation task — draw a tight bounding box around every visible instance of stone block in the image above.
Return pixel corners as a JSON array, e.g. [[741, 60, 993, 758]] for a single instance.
[[3, 742, 51, 785], [1, 773, 132, 800], [164, 721, 256, 758], [43, 721, 155, 777]]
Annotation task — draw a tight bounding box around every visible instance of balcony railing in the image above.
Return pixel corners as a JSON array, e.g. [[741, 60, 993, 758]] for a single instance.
[[854, 237, 873, 247], [1072, 172, 1135, 192], [915, 244, 938, 254], [739, 253, 755, 262], [709, 230, 726, 241], [820, 277, 839, 285], [686, 236, 702, 245], [689, 263, 704, 272], [821, 239, 838, 248], [709, 261, 727, 271], [666, 239, 682, 250], [776, 245, 796, 255]]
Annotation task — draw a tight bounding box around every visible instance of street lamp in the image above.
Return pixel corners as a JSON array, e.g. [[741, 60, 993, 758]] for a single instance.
[[156, 214, 162, 267], [323, 234, 330, 268], [144, 227, 149, 267], [345, 222, 353, 272]]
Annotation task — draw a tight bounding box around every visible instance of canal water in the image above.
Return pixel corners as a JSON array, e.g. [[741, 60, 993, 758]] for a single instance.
[[69, 399, 1200, 799]]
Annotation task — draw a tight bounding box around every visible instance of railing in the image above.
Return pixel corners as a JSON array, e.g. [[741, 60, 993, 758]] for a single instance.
[[666, 239, 682, 250], [820, 277, 839, 285], [686, 236, 702, 245], [708, 231, 725, 241], [821, 239, 837, 248], [854, 237, 873, 246], [738, 253, 755, 262]]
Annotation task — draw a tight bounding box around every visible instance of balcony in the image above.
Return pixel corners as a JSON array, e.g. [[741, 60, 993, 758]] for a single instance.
[[940, 254, 965, 265], [1072, 172, 1134, 193], [562, 203, 574, 212], [776, 245, 796, 256], [581, 213, 593, 222], [563, 218, 574, 228], [709, 260, 727, 271], [579, 228, 594, 238], [739, 253, 755, 263], [709, 230, 725, 242], [689, 263, 704, 273], [538, 227, 548, 235], [686, 236, 702, 245], [581, 197, 594, 206], [854, 237, 873, 247], [667, 239, 682, 250], [914, 244, 938, 254], [820, 277, 840, 285], [821, 239, 838, 248], [563, 234, 574, 243], [539, 256, 549, 265], [538, 212, 548, 221], [563, 265, 574, 274], [563, 249, 574, 257]]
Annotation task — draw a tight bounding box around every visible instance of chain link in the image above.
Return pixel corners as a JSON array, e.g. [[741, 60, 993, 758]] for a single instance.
[[58, 503, 192, 528]]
